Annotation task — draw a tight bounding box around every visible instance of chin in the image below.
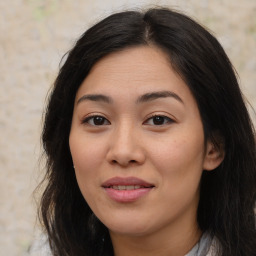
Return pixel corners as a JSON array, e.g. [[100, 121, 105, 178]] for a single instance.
[[103, 217, 152, 237]]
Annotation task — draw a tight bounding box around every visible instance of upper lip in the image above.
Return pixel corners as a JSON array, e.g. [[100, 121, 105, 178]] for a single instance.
[[102, 176, 154, 188]]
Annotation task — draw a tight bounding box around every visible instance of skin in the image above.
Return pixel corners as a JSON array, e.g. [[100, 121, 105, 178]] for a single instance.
[[69, 46, 224, 256]]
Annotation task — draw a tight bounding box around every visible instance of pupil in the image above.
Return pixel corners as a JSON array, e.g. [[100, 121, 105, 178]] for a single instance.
[[153, 116, 164, 125], [94, 116, 104, 125]]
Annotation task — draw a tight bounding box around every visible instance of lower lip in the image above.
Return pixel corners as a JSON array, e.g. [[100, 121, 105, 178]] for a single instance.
[[104, 187, 152, 202]]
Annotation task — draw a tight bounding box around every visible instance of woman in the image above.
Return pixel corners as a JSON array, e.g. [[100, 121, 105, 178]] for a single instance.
[[39, 8, 256, 256]]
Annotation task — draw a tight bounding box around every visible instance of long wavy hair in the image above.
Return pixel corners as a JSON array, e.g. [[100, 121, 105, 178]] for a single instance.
[[39, 8, 256, 256]]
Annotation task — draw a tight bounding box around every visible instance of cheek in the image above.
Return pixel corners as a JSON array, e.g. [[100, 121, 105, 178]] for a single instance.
[[70, 139, 106, 212], [69, 133, 107, 199], [151, 137, 204, 168], [147, 130, 205, 189], [69, 132, 106, 170], [150, 136, 204, 214]]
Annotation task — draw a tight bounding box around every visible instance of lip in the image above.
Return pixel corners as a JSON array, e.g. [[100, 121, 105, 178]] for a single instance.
[[102, 176, 154, 187], [102, 176, 154, 203]]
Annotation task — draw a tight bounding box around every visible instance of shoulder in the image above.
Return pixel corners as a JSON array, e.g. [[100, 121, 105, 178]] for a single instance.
[[185, 232, 220, 256], [206, 236, 220, 256], [28, 234, 51, 256]]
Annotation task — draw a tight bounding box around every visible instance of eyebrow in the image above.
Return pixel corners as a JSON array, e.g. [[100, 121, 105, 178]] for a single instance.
[[77, 90, 183, 105], [77, 94, 113, 104], [136, 91, 183, 104]]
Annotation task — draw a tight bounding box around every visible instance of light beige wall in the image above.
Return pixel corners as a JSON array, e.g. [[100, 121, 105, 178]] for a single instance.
[[0, 0, 255, 255]]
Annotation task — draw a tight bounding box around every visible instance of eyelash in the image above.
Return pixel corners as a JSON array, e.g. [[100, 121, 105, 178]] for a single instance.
[[82, 115, 110, 126], [81, 114, 175, 126], [143, 114, 174, 126]]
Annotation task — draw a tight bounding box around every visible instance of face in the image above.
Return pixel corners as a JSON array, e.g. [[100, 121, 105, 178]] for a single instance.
[[69, 46, 221, 239]]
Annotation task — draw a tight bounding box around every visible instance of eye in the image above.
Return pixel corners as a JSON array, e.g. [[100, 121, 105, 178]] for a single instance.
[[82, 115, 110, 126], [144, 115, 174, 126]]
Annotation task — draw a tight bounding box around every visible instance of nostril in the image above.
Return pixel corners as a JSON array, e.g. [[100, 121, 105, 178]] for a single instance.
[[110, 159, 137, 165]]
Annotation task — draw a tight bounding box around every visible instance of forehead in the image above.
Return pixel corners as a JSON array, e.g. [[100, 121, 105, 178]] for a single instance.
[[87, 46, 171, 82], [76, 46, 192, 103]]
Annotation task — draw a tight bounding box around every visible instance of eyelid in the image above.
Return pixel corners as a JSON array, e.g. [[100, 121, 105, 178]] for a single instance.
[[81, 113, 111, 126], [80, 112, 176, 126], [143, 113, 176, 125]]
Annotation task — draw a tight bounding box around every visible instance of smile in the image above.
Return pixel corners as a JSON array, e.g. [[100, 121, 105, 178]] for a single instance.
[[110, 185, 149, 190], [102, 177, 154, 202]]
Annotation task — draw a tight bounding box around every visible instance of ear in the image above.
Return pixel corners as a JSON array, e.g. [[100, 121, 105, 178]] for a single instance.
[[203, 136, 225, 171]]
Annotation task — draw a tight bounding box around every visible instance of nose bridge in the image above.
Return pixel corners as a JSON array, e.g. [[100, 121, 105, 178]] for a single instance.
[[112, 120, 136, 154], [107, 119, 145, 166]]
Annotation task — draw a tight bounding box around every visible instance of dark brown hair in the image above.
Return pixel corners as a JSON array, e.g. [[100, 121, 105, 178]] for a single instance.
[[40, 8, 256, 256]]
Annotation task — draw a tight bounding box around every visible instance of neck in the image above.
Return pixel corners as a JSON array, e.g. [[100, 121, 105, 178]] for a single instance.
[[110, 218, 202, 256]]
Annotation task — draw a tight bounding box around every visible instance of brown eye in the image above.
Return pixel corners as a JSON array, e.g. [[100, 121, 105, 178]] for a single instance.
[[82, 115, 110, 126], [144, 115, 174, 126], [153, 116, 165, 125], [93, 116, 105, 125]]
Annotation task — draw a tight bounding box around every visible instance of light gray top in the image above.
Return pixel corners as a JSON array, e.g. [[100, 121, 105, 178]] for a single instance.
[[185, 232, 218, 256], [29, 232, 218, 256]]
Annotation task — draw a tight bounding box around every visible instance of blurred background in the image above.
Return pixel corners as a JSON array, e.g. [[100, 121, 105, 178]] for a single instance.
[[0, 0, 255, 255]]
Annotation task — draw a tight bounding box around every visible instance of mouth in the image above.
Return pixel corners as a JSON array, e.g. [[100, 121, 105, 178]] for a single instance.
[[102, 177, 155, 202], [108, 185, 153, 190]]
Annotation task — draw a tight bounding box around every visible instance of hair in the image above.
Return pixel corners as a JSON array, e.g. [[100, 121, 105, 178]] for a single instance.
[[39, 7, 256, 256]]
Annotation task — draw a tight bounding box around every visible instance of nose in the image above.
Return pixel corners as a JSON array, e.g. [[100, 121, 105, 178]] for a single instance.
[[106, 124, 146, 167]]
